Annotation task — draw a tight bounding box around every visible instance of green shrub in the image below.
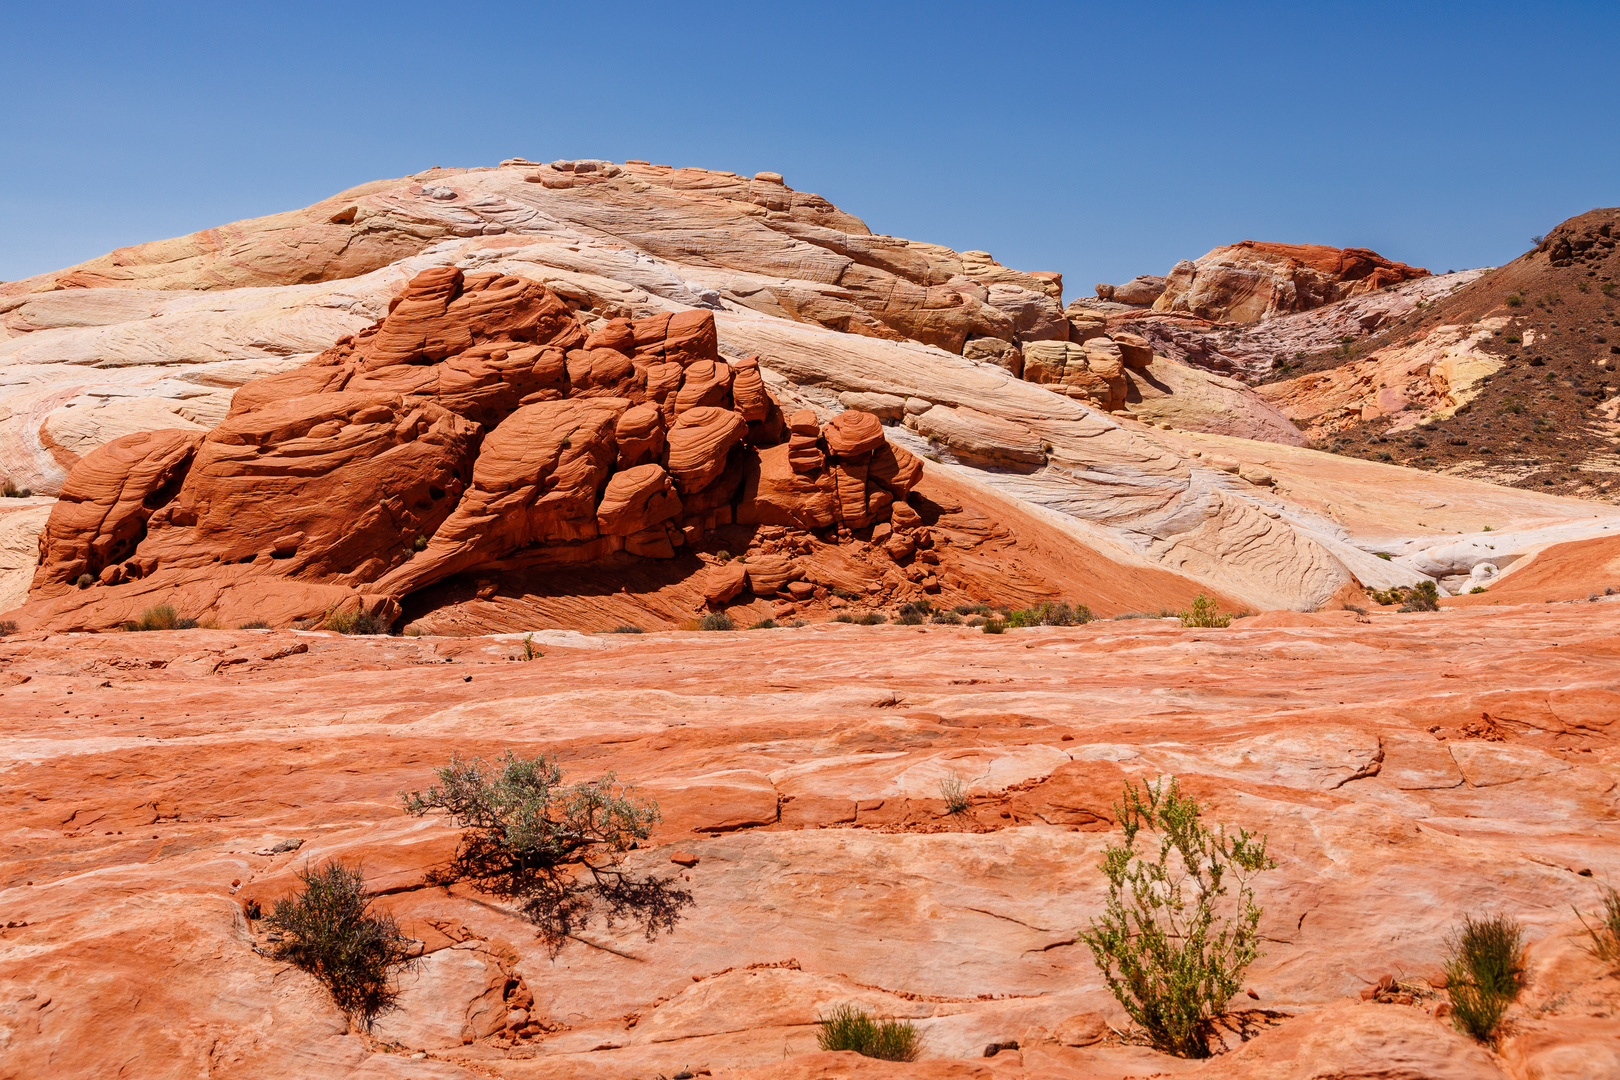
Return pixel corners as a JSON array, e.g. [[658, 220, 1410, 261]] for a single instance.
[[1505, 294, 1523, 307], [264, 860, 415, 1025], [1081, 777, 1275, 1059], [1111, 612, 1153, 620], [815, 1004, 922, 1062], [401, 752, 689, 953], [411, 535, 427, 552], [124, 604, 198, 632], [981, 619, 1005, 634], [610, 625, 644, 634], [1469, 586, 1488, 594], [939, 772, 970, 815], [1369, 581, 1441, 610], [698, 612, 735, 631], [854, 612, 886, 626], [954, 603, 991, 616], [1178, 595, 1230, 629], [520, 633, 542, 660], [749, 618, 778, 630], [834, 613, 855, 623], [1444, 913, 1524, 1043], [1576, 886, 1620, 967]]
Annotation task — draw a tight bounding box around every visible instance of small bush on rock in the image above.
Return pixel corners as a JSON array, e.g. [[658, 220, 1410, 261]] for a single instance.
[[264, 860, 414, 1026], [834, 613, 855, 623], [1081, 776, 1275, 1059], [2, 480, 32, 498], [1178, 595, 1231, 629], [0, 620, 16, 636], [954, 604, 991, 616], [749, 618, 777, 630], [816, 1004, 922, 1062], [1370, 582, 1441, 611], [939, 772, 970, 815], [981, 618, 1005, 634], [324, 604, 383, 635], [610, 625, 644, 634], [895, 601, 933, 625], [401, 752, 690, 954], [854, 612, 886, 626], [1444, 913, 1524, 1043], [931, 610, 963, 625], [1577, 886, 1620, 967], [124, 604, 198, 632], [698, 612, 735, 631]]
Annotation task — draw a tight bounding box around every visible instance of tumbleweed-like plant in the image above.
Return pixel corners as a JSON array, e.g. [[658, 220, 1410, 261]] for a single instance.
[[401, 752, 691, 954], [264, 860, 415, 1026], [1080, 776, 1275, 1058]]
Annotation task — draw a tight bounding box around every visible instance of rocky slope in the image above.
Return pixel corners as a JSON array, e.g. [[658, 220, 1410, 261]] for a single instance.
[[1256, 208, 1620, 499], [1, 605, 1617, 1079]]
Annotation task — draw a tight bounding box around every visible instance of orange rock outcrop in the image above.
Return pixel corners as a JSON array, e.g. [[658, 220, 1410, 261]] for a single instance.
[[15, 268, 930, 631], [1153, 241, 1429, 324]]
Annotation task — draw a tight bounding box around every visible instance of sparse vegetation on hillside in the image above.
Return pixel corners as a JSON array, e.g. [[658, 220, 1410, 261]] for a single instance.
[[1081, 776, 1276, 1058], [815, 1004, 922, 1062], [263, 860, 415, 1025], [698, 612, 735, 631], [939, 772, 970, 815], [1, 479, 31, 498], [1444, 913, 1525, 1043], [401, 752, 690, 953]]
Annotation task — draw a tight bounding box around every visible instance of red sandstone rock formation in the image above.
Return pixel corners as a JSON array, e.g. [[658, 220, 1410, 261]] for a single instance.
[[1153, 241, 1429, 324], [16, 268, 927, 631]]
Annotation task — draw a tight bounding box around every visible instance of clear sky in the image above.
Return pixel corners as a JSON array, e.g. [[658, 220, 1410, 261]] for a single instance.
[[2, 1, 1616, 295]]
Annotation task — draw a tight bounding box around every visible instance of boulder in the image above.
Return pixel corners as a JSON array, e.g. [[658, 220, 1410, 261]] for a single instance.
[[597, 464, 682, 537], [665, 407, 748, 494], [823, 410, 886, 457], [702, 562, 748, 606]]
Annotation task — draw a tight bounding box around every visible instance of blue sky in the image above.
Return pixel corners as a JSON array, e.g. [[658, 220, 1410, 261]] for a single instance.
[[2, 1, 1616, 295]]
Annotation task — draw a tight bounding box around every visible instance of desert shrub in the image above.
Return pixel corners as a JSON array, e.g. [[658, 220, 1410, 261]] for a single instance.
[[1576, 886, 1620, 967], [815, 1004, 922, 1062], [1505, 294, 1523, 307], [1081, 776, 1275, 1059], [1444, 913, 1524, 1042], [895, 601, 933, 625], [854, 612, 886, 626], [1369, 581, 1441, 610], [1178, 595, 1230, 629], [834, 613, 855, 623], [520, 633, 541, 660], [324, 605, 383, 635], [610, 625, 644, 634], [1, 480, 31, 498], [401, 752, 690, 953], [1470, 586, 1488, 594], [698, 612, 735, 631], [264, 860, 414, 1025], [1111, 612, 1153, 620], [0, 620, 16, 636], [124, 604, 198, 632], [954, 603, 991, 616], [749, 618, 777, 630], [1007, 601, 1092, 627], [238, 621, 271, 630], [76, 573, 93, 589], [939, 772, 970, 815], [981, 618, 1005, 634], [411, 535, 427, 552], [931, 610, 963, 625]]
